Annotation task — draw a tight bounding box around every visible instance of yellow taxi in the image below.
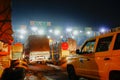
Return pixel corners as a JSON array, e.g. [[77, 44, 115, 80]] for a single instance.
[[67, 27, 120, 80]]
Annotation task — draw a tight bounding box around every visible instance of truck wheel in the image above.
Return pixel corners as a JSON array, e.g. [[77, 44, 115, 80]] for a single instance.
[[67, 65, 79, 80]]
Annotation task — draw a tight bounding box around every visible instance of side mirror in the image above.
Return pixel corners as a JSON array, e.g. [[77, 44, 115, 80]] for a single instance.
[[76, 49, 80, 54], [76, 49, 83, 54]]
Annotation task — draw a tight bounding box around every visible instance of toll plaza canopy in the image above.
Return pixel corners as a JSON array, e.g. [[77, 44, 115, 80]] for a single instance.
[[0, 0, 13, 44]]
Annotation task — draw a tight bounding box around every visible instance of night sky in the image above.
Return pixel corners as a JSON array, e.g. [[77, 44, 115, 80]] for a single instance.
[[12, 0, 120, 30]]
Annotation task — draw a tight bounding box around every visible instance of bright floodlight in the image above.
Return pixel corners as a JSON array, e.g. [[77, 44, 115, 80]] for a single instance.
[[47, 35, 51, 38], [54, 30, 60, 35], [60, 35, 63, 38], [19, 35, 24, 39], [20, 29, 27, 34], [31, 27, 37, 32], [100, 28, 106, 33], [86, 31, 91, 35], [73, 30, 78, 35], [80, 30, 83, 33], [38, 29, 44, 35], [66, 28, 72, 32], [49, 29, 53, 33]]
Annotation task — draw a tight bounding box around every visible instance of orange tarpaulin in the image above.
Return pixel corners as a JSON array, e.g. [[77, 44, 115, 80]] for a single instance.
[[0, 0, 13, 44]]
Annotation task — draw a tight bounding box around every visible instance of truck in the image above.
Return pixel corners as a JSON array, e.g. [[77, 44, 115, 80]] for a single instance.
[[49, 38, 77, 65], [24, 35, 50, 64]]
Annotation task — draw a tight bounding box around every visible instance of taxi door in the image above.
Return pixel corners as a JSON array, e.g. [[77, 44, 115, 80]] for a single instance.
[[95, 35, 114, 79], [78, 39, 98, 77]]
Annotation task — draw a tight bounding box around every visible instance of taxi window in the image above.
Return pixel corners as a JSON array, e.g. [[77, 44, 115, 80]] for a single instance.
[[81, 40, 95, 53], [96, 36, 113, 52], [114, 33, 120, 50]]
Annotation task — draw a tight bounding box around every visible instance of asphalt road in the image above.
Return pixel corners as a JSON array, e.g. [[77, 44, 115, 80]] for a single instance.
[[28, 63, 68, 80], [27, 63, 89, 80]]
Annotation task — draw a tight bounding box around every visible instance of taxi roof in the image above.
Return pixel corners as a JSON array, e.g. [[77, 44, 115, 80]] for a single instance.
[[86, 27, 120, 41]]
